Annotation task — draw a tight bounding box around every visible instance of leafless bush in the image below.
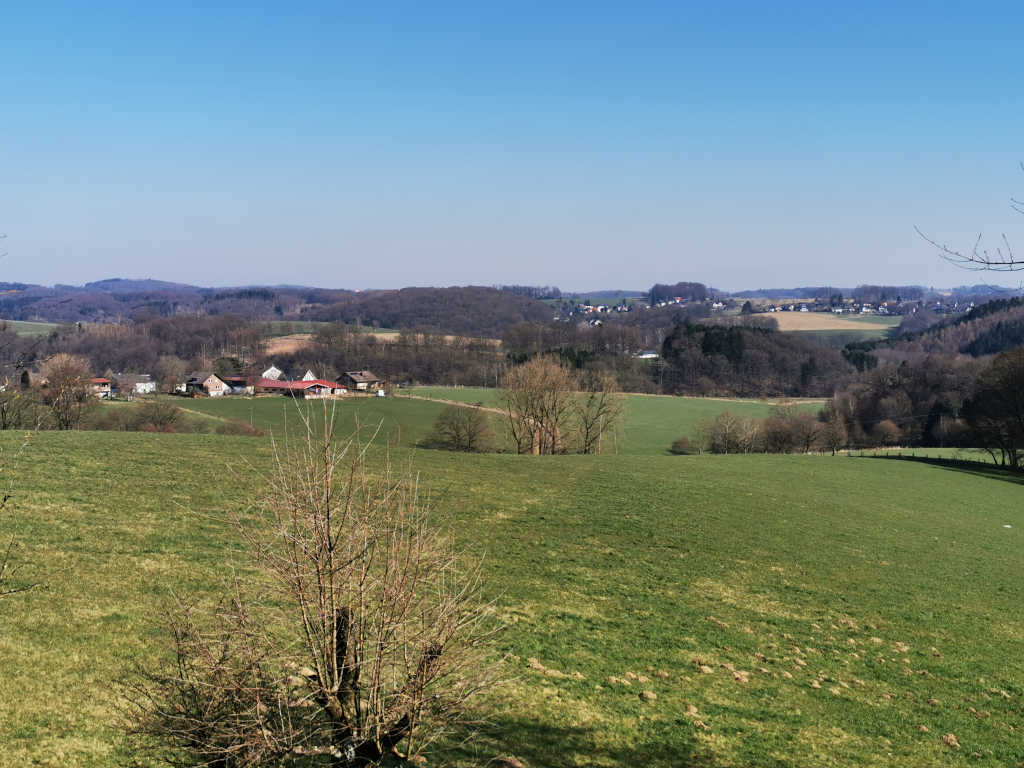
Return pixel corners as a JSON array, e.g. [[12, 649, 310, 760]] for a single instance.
[[423, 404, 495, 452], [124, 416, 497, 766]]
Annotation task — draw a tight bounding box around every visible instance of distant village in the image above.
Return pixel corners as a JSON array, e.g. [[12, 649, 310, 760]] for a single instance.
[[556, 294, 979, 326], [85, 367, 386, 401]]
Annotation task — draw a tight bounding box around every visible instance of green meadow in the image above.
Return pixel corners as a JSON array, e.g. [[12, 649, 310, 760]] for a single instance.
[[1, 397, 1023, 767], [406, 387, 825, 455], [1, 320, 59, 337]]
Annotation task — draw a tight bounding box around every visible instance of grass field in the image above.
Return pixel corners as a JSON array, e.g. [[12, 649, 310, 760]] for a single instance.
[[405, 387, 825, 455], [0, 319, 59, 337], [2, 407, 1023, 767]]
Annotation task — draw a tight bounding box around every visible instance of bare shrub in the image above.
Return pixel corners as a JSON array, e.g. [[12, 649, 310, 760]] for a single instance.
[[213, 419, 265, 437], [669, 436, 696, 455], [124, 419, 496, 766], [423, 404, 494, 452], [137, 399, 183, 432], [872, 419, 902, 447]]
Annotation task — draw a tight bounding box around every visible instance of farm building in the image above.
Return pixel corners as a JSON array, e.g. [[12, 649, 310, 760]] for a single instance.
[[220, 375, 254, 395], [91, 377, 112, 398], [116, 374, 156, 397], [255, 378, 346, 398], [345, 370, 384, 391], [183, 372, 230, 397]]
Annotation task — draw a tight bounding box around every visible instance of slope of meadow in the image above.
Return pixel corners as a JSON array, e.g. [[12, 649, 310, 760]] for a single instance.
[[406, 387, 825, 455], [1, 398, 1022, 767]]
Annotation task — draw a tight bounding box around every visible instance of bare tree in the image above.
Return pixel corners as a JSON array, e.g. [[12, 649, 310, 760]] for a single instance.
[[39, 353, 94, 429], [916, 163, 1024, 271], [153, 355, 187, 394], [572, 372, 625, 455], [818, 412, 848, 456], [964, 348, 1024, 468], [501, 356, 576, 455], [125, 417, 497, 766]]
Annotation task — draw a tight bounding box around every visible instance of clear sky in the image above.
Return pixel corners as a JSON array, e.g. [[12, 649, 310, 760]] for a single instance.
[[2, 1, 1024, 291]]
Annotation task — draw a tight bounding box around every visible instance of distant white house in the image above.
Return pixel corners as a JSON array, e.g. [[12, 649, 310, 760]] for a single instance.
[[117, 373, 156, 396], [262, 365, 284, 380], [302, 369, 317, 381], [634, 349, 660, 360]]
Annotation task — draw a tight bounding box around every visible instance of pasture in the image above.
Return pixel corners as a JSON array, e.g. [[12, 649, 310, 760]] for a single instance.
[[1, 397, 1022, 767], [405, 386, 825, 455], [1, 320, 59, 337]]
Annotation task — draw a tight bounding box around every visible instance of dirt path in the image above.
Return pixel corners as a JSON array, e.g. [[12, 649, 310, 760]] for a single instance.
[[177, 406, 232, 422], [395, 393, 505, 415]]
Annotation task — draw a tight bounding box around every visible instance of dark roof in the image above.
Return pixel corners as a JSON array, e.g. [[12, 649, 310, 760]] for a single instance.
[[345, 370, 381, 383]]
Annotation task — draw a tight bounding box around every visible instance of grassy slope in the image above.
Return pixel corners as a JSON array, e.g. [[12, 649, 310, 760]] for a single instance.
[[406, 387, 825, 455], [2, 320, 58, 337], [1, 400, 1023, 767]]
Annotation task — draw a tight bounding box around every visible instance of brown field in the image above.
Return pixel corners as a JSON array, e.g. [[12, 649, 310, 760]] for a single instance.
[[263, 333, 316, 354], [263, 331, 500, 355], [769, 312, 900, 332]]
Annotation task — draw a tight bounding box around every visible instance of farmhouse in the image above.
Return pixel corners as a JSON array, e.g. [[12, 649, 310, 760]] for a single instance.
[[117, 374, 156, 397], [91, 377, 112, 398], [255, 378, 346, 398], [262, 365, 284, 380], [220, 375, 254, 395], [184, 372, 229, 397], [344, 370, 384, 391]]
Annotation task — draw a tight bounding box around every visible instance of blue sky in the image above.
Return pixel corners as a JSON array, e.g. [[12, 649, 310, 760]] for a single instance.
[[2, 1, 1023, 291]]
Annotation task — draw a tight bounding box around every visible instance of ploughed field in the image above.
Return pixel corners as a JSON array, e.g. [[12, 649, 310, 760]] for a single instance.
[[1, 396, 1023, 767]]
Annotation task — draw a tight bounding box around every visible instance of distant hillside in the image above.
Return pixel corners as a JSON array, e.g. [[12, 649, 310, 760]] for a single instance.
[[0, 280, 551, 337], [303, 286, 554, 337], [83, 278, 201, 293], [846, 296, 1024, 368]]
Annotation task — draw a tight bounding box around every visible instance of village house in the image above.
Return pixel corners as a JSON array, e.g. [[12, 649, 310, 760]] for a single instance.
[[91, 377, 112, 398], [261, 365, 284, 380], [116, 373, 156, 398], [344, 370, 384, 391], [183, 372, 230, 397]]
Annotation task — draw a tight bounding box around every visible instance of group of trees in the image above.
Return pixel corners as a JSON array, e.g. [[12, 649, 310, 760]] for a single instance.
[[422, 358, 625, 455], [672, 405, 846, 456], [501, 357, 623, 455], [660, 322, 851, 398], [305, 324, 507, 389]]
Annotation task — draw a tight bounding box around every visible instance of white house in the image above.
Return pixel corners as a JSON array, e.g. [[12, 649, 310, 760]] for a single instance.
[[262, 365, 284, 380], [118, 373, 156, 396]]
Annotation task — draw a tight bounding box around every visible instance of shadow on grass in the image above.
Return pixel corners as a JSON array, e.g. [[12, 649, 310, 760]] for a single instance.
[[854, 453, 1024, 487], [445, 718, 718, 768]]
